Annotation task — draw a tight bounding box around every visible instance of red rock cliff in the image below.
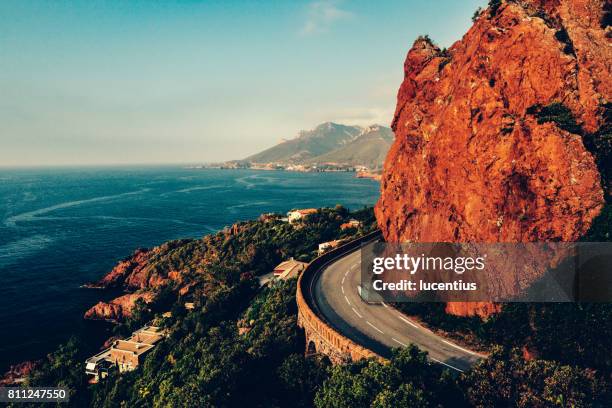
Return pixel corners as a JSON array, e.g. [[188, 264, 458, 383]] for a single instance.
[[375, 0, 610, 317], [84, 292, 155, 322]]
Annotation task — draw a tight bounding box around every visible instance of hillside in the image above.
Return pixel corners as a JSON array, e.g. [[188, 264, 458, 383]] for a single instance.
[[244, 122, 362, 164], [307, 125, 393, 169], [16, 207, 612, 407], [243, 122, 393, 169]]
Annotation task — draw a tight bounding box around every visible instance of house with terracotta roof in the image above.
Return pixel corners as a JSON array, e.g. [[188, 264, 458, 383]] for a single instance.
[[85, 325, 166, 382], [318, 240, 341, 255], [340, 219, 362, 230], [273, 258, 307, 280], [287, 208, 318, 224]]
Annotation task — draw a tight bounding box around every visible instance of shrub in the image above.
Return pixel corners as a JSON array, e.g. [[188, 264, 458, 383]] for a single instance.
[[527, 102, 582, 134], [472, 7, 483, 23], [489, 0, 502, 18], [555, 27, 575, 55]]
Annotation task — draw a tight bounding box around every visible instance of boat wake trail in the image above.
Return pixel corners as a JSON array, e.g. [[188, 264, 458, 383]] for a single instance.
[[4, 188, 150, 227]]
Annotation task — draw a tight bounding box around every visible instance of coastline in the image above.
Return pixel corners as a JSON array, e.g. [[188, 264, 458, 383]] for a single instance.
[[189, 163, 382, 179], [0, 168, 380, 376]]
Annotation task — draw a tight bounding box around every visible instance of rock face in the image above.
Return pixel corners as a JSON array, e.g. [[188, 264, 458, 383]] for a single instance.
[[84, 292, 155, 322], [375, 0, 609, 317], [87, 245, 188, 290], [0, 361, 37, 385], [88, 248, 153, 289]]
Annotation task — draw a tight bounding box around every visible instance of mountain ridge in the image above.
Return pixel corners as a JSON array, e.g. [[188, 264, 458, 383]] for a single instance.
[[243, 122, 393, 169]]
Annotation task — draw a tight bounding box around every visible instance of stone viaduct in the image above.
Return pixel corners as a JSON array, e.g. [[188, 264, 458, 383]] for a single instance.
[[296, 231, 382, 364]]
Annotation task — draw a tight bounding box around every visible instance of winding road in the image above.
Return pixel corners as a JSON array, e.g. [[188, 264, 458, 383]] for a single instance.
[[310, 246, 484, 372]]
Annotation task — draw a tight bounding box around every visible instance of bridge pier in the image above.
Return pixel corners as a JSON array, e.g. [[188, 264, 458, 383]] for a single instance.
[[298, 305, 372, 364]]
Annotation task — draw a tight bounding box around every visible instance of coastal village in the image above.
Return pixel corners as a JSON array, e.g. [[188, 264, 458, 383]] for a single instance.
[[82, 208, 362, 383], [186, 122, 394, 182], [191, 161, 382, 181]]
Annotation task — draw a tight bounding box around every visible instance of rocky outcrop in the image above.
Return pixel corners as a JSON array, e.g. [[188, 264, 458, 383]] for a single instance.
[[0, 361, 37, 385], [84, 292, 154, 322], [83, 238, 198, 322], [86, 238, 196, 291], [445, 301, 501, 318], [86, 248, 153, 289], [375, 0, 609, 317]]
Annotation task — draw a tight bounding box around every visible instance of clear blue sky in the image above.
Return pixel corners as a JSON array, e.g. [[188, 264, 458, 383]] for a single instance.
[[0, 0, 485, 166]]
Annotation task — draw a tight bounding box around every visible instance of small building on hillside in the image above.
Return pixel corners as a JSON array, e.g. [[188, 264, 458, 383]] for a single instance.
[[318, 240, 341, 255], [340, 219, 362, 230], [273, 258, 308, 280], [85, 325, 166, 382], [287, 208, 318, 224]]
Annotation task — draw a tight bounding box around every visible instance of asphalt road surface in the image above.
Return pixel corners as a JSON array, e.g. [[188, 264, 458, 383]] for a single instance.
[[311, 247, 484, 372]]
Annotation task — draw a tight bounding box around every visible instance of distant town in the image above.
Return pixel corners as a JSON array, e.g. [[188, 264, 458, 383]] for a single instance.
[[188, 161, 382, 180], [188, 122, 394, 180]]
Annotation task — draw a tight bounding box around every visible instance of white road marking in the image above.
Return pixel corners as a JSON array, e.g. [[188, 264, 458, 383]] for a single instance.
[[431, 358, 464, 373], [398, 315, 419, 328], [392, 338, 407, 347], [342, 276, 345, 284], [381, 302, 389, 308], [441, 339, 482, 356], [388, 308, 481, 357], [345, 295, 351, 306], [366, 321, 384, 334], [352, 308, 363, 318], [341, 286, 345, 294], [344, 270, 349, 277]]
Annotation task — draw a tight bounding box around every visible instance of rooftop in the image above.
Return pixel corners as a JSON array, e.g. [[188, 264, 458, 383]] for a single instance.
[[112, 340, 155, 356], [289, 208, 318, 215]]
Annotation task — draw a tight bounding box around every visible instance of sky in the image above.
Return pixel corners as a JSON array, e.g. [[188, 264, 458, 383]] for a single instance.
[[0, 0, 485, 166]]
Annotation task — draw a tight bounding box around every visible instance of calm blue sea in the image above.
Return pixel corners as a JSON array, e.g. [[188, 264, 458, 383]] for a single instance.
[[0, 166, 379, 371]]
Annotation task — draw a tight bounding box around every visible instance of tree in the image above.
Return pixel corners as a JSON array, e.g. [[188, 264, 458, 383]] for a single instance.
[[315, 346, 467, 408], [461, 347, 611, 407]]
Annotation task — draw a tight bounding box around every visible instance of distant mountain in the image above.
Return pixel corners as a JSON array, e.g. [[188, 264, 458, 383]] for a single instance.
[[244, 122, 362, 164], [307, 125, 393, 169], [243, 122, 393, 169]]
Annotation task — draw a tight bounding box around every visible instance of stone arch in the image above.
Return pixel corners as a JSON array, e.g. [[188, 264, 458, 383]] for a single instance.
[[306, 340, 317, 356]]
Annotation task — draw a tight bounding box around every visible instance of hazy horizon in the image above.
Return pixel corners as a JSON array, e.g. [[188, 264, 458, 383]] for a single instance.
[[1, 0, 485, 166]]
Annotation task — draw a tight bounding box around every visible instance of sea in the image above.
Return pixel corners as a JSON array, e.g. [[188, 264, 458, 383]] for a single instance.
[[0, 166, 380, 372]]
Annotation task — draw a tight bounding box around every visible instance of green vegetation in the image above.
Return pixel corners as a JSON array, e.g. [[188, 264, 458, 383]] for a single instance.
[[306, 127, 394, 170], [472, 7, 483, 23], [583, 204, 611, 241], [243, 122, 394, 169], [554, 27, 575, 55], [462, 347, 610, 407], [416, 34, 433, 45], [601, 2, 611, 29], [527, 102, 582, 134], [88, 279, 304, 407], [396, 303, 485, 348], [583, 102, 611, 202], [24, 338, 90, 406], [437, 48, 452, 72], [483, 304, 612, 373], [11, 205, 612, 406], [397, 302, 612, 376], [527, 101, 610, 201], [315, 346, 464, 408], [488, 0, 502, 18], [11, 207, 374, 407]]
